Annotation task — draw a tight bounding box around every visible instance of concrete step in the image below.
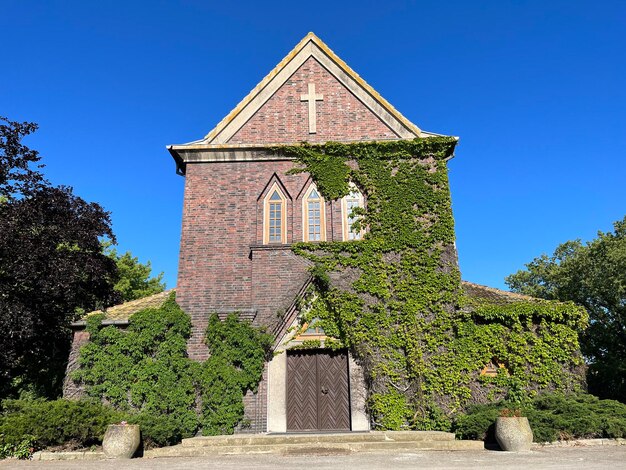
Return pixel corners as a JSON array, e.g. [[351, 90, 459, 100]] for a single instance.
[[145, 432, 484, 458], [181, 431, 455, 447]]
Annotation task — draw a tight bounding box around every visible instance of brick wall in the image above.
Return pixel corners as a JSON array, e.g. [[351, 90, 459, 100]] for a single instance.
[[62, 330, 90, 399], [177, 51, 410, 429], [178, 159, 356, 360], [228, 57, 399, 145], [239, 364, 269, 433]]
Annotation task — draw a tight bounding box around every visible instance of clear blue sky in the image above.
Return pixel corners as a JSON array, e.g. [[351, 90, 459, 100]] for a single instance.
[[2, 1, 624, 290]]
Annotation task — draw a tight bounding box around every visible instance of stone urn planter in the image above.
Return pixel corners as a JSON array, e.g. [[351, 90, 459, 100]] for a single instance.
[[495, 416, 533, 451], [102, 424, 140, 459]]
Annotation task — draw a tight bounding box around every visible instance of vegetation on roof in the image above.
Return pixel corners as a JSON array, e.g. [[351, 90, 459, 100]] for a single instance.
[[82, 289, 174, 322]]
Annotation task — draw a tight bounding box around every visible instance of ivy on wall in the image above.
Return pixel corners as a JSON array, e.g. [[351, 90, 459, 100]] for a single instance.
[[275, 138, 588, 430], [200, 314, 273, 435], [73, 293, 271, 445]]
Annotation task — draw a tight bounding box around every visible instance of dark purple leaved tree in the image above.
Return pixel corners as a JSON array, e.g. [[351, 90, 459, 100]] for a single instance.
[[0, 117, 119, 398]]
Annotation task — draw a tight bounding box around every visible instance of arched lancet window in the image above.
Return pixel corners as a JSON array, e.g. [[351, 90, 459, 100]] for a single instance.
[[303, 184, 326, 242], [342, 184, 365, 241], [264, 183, 287, 244]]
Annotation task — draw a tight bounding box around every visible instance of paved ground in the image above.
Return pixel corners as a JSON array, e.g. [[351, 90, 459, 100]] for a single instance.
[[2, 447, 626, 470]]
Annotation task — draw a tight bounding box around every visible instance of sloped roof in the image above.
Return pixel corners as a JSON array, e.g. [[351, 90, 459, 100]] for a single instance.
[[461, 281, 534, 304], [73, 288, 258, 326], [168, 32, 443, 153], [73, 290, 174, 325], [73, 282, 532, 328]]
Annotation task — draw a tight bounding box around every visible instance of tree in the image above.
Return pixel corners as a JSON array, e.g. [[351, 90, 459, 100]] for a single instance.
[[0, 118, 118, 398], [0, 116, 46, 199], [506, 217, 626, 402], [105, 246, 166, 302]]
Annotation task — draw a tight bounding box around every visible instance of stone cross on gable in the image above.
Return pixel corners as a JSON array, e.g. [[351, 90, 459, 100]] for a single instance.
[[300, 82, 323, 134]]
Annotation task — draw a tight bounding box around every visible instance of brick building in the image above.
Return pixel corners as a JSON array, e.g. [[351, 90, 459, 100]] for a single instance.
[[62, 34, 587, 434], [66, 32, 482, 433], [166, 32, 449, 433]]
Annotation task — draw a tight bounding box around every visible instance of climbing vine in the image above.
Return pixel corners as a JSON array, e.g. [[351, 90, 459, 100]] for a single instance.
[[73, 293, 271, 445], [199, 313, 273, 435], [274, 138, 587, 430]]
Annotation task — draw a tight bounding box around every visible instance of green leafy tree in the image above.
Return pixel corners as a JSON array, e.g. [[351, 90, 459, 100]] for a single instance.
[[105, 245, 166, 302], [506, 216, 626, 402]]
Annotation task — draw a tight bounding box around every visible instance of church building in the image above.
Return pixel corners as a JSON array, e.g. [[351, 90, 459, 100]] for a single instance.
[[167, 33, 450, 433], [64, 33, 584, 436]]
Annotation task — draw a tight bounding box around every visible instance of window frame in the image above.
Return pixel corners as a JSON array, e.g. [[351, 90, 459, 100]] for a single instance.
[[302, 184, 326, 242], [341, 184, 365, 241], [263, 183, 287, 244]]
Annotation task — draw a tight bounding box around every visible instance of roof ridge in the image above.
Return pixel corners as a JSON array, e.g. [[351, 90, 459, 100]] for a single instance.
[[101, 288, 174, 311]]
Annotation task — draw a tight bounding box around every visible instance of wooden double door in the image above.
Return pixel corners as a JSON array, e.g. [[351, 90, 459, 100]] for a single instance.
[[286, 350, 351, 432]]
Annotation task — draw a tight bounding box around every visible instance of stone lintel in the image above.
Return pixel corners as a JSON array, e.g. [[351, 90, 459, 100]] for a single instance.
[[70, 319, 130, 328], [172, 148, 292, 171], [205, 309, 258, 322]]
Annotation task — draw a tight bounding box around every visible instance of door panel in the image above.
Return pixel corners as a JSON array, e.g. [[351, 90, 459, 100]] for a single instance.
[[317, 351, 350, 430], [286, 352, 317, 431], [286, 350, 351, 432]]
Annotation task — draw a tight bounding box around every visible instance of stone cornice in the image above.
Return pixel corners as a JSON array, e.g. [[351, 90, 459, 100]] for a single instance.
[[169, 136, 456, 174]]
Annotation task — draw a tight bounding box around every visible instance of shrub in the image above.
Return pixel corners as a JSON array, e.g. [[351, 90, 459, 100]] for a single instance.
[[128, 410, 198, 448], [0, 399, 123, 451], [453, 402, 502, 442], [453, 392, 626, 443], [0, 434, 35, 460], [528, 393, 626, 442]]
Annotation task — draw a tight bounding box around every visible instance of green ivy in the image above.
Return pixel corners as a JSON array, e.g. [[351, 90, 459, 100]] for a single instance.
[[0, 434, 34, 460], [198, 314, 273, 435], [74, 294, 198, 446], [275, 138, 588, 430], [288, 338, 344, 351], [74, 294, 271, 445]]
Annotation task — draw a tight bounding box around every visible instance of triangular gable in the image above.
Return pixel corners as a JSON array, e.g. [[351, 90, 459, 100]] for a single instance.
[[175, 33, 437, 149]]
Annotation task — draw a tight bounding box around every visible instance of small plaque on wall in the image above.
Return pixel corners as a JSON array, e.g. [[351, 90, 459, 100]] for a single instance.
[[480, 359, 507, 377], [480, 362, 499, 377]]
